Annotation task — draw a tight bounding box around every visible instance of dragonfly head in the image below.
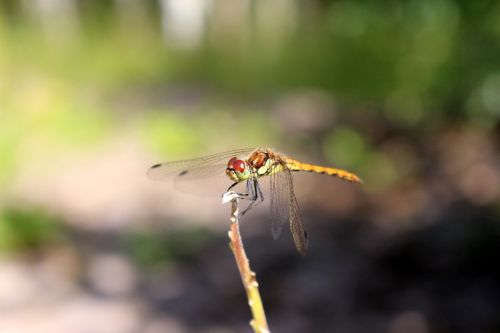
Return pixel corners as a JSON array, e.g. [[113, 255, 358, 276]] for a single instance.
[[226, 157, 251, 182]]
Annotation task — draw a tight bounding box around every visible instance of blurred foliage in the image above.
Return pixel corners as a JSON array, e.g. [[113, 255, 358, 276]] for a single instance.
[[0, 208, 64, 251], [0, 1, 498, 118], [323, 126, 367, 169], [143, 110, 277, 156], [124, 227, 215, 270]]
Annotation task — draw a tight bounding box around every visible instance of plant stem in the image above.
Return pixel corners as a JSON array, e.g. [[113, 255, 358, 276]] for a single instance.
[[228, 198, 270, 333]]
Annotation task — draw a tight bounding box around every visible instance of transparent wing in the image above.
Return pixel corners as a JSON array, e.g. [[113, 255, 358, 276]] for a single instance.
[[147, 148, 254, 196], [147, 148, 254, 181], [287, 173, 308, 256], [270, 163, 308, 256], [270, 167, 289, 240], [175, 167, 236, 196]]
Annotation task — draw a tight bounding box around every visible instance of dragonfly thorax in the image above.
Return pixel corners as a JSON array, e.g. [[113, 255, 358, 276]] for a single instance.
[[248, 151, 278, 177]]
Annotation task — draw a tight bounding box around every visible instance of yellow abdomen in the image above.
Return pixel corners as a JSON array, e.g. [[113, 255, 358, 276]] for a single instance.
[[285, 158, 362, 183]]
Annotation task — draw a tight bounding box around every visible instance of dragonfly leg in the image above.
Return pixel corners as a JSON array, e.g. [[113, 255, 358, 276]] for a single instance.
[[240, 179, 263, 216], [226, 182, 239, 191], [225, 181, 251, 198], [223, 178, 264, 217], [222, 180, 252, 204]]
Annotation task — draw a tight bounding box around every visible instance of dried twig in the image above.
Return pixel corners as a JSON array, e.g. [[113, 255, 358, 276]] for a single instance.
[[227, 196, 270, 333]]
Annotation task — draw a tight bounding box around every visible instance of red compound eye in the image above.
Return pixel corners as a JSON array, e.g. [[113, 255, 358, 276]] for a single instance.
[[227, 157, 246, 172]]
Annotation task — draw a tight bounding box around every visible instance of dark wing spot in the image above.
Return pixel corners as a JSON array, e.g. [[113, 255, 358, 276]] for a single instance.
[[150, 163, 162, 169], [179, 170, 189, 176]]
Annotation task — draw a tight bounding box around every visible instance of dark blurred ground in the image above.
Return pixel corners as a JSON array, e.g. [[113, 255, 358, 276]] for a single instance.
[[0, 1, 499, 333]]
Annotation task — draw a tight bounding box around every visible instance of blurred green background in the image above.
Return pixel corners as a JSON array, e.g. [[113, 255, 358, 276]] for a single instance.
[[0, 1, 499, 333]]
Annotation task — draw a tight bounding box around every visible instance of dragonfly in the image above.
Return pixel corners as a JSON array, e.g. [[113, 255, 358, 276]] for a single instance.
[[148, 147, 362, 255]]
